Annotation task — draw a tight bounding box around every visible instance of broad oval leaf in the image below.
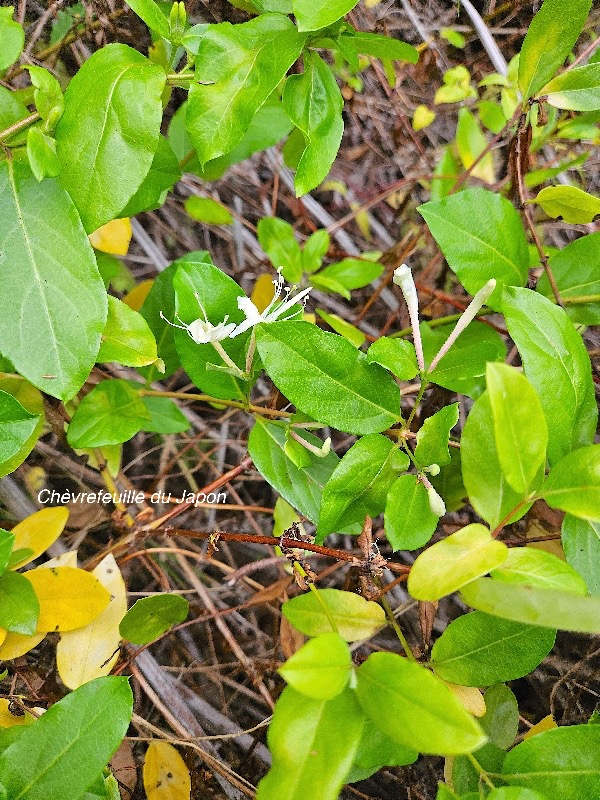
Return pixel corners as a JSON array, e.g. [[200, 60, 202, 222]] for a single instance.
[[502, 725, 600, 799], [501, 288, 597, 465], [356, 652, 486, 755], [278, 632, 352, 699], [542, 63, 600, 111], [256, 321, 401, 435], [282, 588, 385, 642], [256, 686, 364, 800], [98, 296, 158, 368], [533, 186, 600, 224], [384, 474, 438, 551], [490, 547, 588, 595], [120, 135, 181, 217], [346, 718, 418, 783], [0, 571, 40, 635], [0, 7, 24, 71], [408, 524, 508, 602], [10, 506, 69, 569], [119, 594, 189, 645], [480, 684, 519, 750], [292, 0, 359, 32], [366, 337, 418, 381], [143, 741, 191, 800], [541, 444, 600, 521], [461, 577, 600, 633], [55, 43, 166, 232], [0, 630, 46, 660], [0, 159, 107, 401], [561, 514, 600, 595], [67, 379, 151, 448], [0, 390, 40, 477], [537, 232, 600, 325], [0, 376, 45, 480], [24, 566, 111, 633], [431, 611, 556, 686], [414, 403, 459, 468], [0, 676, 133, 800]]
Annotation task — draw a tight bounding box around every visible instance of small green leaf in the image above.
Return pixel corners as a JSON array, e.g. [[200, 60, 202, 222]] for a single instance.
[[338, 30, 418, 63], [314, 258, 384, 297], [431, 611, 556, 686], [456, 107, 494, 183], [346, 719, 417, 783], [414, 403, 459, 468], [278, 632, 351, 699], [184, 196, 233, 225], [518, 0, 592, 99], [126, 0, 170, 37], [408, 524, 508, 602], [317, 434, 408, 541], [533, 185, 600, 224], [541, 445, 600, 521], [119, 594, 189, 645], [440, 28, 466, 48], [480, 684, 519, 750], [0, 390, 40, 469], [139, 396, 190, 434], [257, 218, 303, 283], [98, 297, 158, 368], [282, 588, 385, 642], [302, 229, 330, 274], [67, 380, 151, 448], [26, 127, 61, 181], [502, 288, 597, 465], [537, 232, 600, 325], [316, 310, 366, 347], [542, 64, 600, 111], [0, 7, 24, 71], [356, 652, 486, 755], [366, 337, 418, 381], [490, 547, 588, 595], [561, 515, 600, 595], [256, 686, 364, 800], [292, 0, 359, 32], [486, 363, 547, 494], [384, 475, 438, 551], [0, 571, 40, 635], [24, 65, 64, 130], [431, 146, 460, 201], [502, 725, 600, 799], [256, 322, 402, 435], [418, 189, 529, 310], [461, 577, 600, 633], [0, 531, 15, 577], [0, 676, 132, 799]]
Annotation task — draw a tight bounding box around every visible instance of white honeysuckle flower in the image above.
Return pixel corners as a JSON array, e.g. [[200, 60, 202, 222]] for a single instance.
[[160, 293, 236, 344], [393, 262, 425, 372], [427, 485, 446, 517], [229, 270, 311, 338]]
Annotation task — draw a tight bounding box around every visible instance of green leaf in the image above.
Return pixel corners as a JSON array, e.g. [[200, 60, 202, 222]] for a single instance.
[[119, 594, 189, 645], [187, 14, 305, 164], [486, 364, 547, 494], [480, 684, 519, 750], [316, 310, 365, 347], [541, 445, 600, 521], [537, 232, 600, 324], [0, 390, 40, 469], [317, 434, 408, 541], [278, 632, 352, 699], [184, 196, 233, 225], [0, 530, 15, 577], [518, 0, 592, 99], [257, 217, 303, 283], [292, 0, 359, 32], [302, 229, 330, 274], [312, 258, 384, 296], [561, 515, 600, 595], [283, 51, 343, 196], [0, 676, 132, 800], [408, 524, 508, 602], [502, 288, 597, 465], [490, 547, 588, 595], [533, 185, 600, 224], [456, 107, 494, 183], [460, 578, 600, 633], [120, 135, 181, 217], [488, 789, 550, 800], [479, 100, 507, 134], [24, 65, 64, 131], [338, 30, 418, 63], [282, 588, 385, 642], [384, 474, 439, 551], [256, 686, 364, 800], [0, 85, 29, 133], [67, 379, 151, 448], [55, 44, 166, 232], [256, 321, 401, 435], [366, 337, 418, 381], [414, 403, 459, 468], [430, 448, 466, 513], [98, 297, 158, 368], [0, 571, 39, 635], [0, 7, 24, 71], [26, 127, 61, 181], [139, 395, 190, 434], [126, 0, 169, 37], [431, 145, 460, 201], [0, 159, 107, 401], [542, 64, 600, 111], [418, 189, 528, 310], [356, 652, 486, 755], [502, 725, 600, 799], [431, 611, 556, 686], [346, 719, 417, 783]]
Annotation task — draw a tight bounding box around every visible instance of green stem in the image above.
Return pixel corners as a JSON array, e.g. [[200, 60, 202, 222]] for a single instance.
[[379, 593, 417, 662], [139, 388, 291, 418], [466, 753, 495, 790], [406, 378, 429, 429], [561, 293, 600, 305], [0, 112, 40, 143]]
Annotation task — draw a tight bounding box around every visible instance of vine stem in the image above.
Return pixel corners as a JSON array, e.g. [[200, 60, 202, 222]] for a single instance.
[[378, 591, 417, 662], [466, 752, 496, 790], [0, 112, 40, 142], [139, 388, 291, 419]]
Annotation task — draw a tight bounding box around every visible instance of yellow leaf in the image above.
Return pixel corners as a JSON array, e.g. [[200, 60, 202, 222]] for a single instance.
[[143, 740, 191, 800], [24, 566, 111, 632], [443, 682, 486, 717], [251, 273, 276, 313], [0, 630, 46, 660], [10, 507, 70, 569], [523, 714, 557, 740], [412, 104, 436, 131], [42, 550, 78, 568], [57, 554, 127, 689], [0, 699, 36, 728], [123, 279, 154, 311], [89, 218, 132, 255], [350, 202, 371, 241], [0, 628, 6, 648]]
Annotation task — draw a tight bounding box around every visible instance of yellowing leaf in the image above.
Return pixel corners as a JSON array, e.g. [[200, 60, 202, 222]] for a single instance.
[[251, 273, 276, 313], [89, 218, 132, 255], [0, 699, 36, 728], [523, 714, 557, 740], [0, 630, 46, 660], [143, 740, 191, 800], [412, 105, 436, 131], [42, 550, 78, 568], [10, 507, 69, 569], [443, 682, 486, 717], [123, 279, 154, 311], [0, 628, 6, 648], [24, 566, 111, 632], [57, 554, 127, 689]]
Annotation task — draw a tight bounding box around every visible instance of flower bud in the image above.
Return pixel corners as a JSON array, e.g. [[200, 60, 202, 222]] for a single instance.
[[427, 486, 446, 517]]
